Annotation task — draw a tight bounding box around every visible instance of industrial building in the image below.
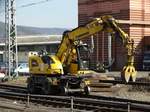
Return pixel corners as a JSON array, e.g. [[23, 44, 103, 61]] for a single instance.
[[78, 0, 150, 70], [0, 35, 61, 64]]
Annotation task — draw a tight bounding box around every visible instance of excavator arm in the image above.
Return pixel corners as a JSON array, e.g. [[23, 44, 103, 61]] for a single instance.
[[56, 18, 104, 63], [100, 16, 137, 82], [56, 15, 137, 82]]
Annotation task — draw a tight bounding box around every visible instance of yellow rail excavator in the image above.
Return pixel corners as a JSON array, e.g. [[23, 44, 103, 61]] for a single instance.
[[27, 15, 137, 95]]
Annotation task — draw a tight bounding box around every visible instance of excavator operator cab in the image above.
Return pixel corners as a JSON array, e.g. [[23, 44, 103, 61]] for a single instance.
[[76, 43, 91, 70]]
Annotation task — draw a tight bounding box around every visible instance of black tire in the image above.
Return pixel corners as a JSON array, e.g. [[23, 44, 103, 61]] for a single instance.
[[84, 86, 90, 95], [27, 81, 35, 94], [60, 86, 68, 95], [42, 81, 50, 95]]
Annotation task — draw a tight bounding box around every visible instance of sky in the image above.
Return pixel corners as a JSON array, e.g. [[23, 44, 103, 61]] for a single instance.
[[1, 0, 78, 28]]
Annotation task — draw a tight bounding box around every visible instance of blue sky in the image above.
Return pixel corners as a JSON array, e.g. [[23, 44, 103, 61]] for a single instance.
[[16, 0, 78, 28], [15, 0, 78, 28]]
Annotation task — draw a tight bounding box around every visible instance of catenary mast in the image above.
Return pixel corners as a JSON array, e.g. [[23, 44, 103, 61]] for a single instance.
[[5, 0, 18, 78]]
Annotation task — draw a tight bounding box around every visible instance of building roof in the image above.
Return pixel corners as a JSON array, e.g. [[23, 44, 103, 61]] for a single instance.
[[0, 35, 62, 46]]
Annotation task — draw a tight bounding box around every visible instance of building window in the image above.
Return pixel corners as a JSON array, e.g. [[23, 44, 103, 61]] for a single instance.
[[46, 44, 59, 54], [0, 54, 3, 62], [0, 47, 4, 51], [19, 46, 29, 51]]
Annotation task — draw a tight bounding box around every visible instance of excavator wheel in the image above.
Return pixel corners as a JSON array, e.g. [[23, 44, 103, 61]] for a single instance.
[[80, 79, 91, 95], [60, 86, 68, 95], [27, 78, 35, 94], [84, 86, 91, 95], [121, 65, 137, 83], [41, 80, 50, 94]]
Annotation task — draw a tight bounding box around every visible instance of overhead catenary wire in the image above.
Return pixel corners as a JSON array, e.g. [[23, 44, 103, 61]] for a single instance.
[[18, 0, 53, 8], [0, 0, 54, 14]]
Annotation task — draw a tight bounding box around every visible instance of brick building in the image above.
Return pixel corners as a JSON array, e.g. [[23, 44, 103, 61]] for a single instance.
[[78, 0, 150, 70]]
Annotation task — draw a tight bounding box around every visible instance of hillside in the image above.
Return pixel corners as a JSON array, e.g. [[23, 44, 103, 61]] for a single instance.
[[0, 22, 67, 37]]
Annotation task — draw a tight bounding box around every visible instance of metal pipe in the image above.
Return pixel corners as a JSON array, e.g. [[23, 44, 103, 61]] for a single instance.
[[108, 33, 112, 71]]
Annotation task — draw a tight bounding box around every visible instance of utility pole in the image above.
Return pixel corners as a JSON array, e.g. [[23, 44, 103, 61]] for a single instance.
[[5, 0, 18, 78]]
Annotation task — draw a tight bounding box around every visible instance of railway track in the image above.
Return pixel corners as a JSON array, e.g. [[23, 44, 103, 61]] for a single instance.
[[0, 83, 150, 111], [1, 79, 149, 92], [0, 83, 27, 93], [79, 94, 150, 105], [0, 90, 149, 112], [99, 79, 150, 86]]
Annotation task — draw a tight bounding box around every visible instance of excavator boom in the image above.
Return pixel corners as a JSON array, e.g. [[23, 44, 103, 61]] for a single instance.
[[56, 15, 137, 82]]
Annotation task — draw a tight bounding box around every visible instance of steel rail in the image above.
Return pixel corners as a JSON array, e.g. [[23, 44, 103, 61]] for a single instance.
[[99, 79, 150, 86], [0, 83, 26, 89], [90, 95, 150, 105], [0, 83, 27, 93], [0, 91, 149, 112]]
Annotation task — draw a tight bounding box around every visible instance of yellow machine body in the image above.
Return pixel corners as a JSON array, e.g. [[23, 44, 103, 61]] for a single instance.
[[27, 15, 137, 95], [29, 54, 63, 75]]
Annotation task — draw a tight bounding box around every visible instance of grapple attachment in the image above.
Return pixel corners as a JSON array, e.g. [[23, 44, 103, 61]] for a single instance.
[[121, 37, 136, 83], [121, 65, 137, 82]]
